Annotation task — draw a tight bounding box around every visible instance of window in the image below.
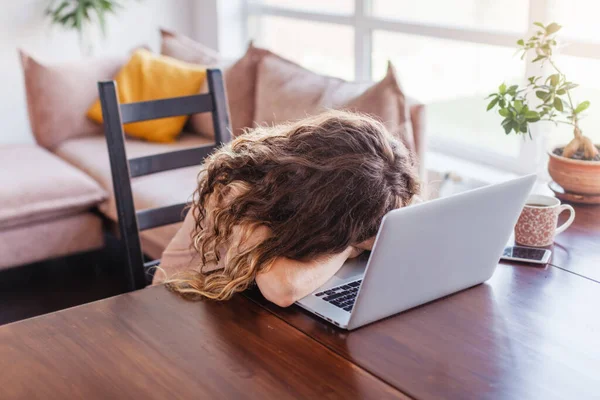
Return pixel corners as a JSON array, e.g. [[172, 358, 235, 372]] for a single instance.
[[259, 0, 354, 15], [371, 31, 524, 158], [245, 0, 600, 173], [248, 16, 355, 80], [371, 0, 528, 33]]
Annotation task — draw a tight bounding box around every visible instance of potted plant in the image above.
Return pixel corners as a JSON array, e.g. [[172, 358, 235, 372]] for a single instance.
[[486, 22, 600, 198], [45, 0, 128, 56]]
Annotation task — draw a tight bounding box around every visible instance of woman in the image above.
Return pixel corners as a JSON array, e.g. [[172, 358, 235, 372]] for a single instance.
[[158, 110, 420, 307]]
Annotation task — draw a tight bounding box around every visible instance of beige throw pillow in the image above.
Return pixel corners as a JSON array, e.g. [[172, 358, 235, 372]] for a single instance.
[[188, 44, 274, 140], [19, 50, 127, 149], [254, 54, 415, 152], [159, 31, 273, 139], [160, 28, 221, 65]]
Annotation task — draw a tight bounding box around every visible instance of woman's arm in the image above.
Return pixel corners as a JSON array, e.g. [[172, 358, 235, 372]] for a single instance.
[[255, 247, 354, 307]]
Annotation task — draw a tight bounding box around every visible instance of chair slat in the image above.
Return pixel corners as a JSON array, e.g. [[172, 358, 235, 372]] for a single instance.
[[120, 94, 213, 124], [129, 145, 216, 178], [99, 69, 231, 291], [207, 69, 233, 144], [137, 203, 190, 231], [98, 81, 147, 291]]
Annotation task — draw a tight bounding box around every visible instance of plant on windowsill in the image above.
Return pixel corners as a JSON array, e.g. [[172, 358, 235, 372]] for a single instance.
[[486, 21, 600, 198], [45, 0, 130, 57]]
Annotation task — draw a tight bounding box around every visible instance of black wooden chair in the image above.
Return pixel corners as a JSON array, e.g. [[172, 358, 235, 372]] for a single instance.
[[98, 69, 231, 292]]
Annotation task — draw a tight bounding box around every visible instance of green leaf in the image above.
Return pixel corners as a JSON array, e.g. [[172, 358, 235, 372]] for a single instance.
[[499, 83, 507, 94], [525, 111, 540, 122], [517, 39, 525, 46], [554, 97, 564, 112], [556, 89, 566, 95], [549, 74, 560, 86], [519, 123, 528, 133], [503, 120, 512, 134], [574, 101, 590, 114], [536, 91, 549, 101], [93, 2, 108, 37], [487, 97, 499, 111], [511, 121, 520, 134], [514, 100, 523, 112], [532, 55, 546, 63], [541, 43, 552, 56], [533, 22, 545, 29], [545, 22, 562, 35], [507, 85, 519, 96], [53, 1, 70, 18], [499, 108, 510, 117], [75, 4, 84, 32]]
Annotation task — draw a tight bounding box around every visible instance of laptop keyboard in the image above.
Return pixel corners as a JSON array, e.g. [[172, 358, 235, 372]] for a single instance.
[[315, 280, 362, 312]]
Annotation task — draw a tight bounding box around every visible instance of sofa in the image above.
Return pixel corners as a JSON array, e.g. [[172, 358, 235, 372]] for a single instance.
[[0, 146, 106, 270], [17, 29, 426, 263]]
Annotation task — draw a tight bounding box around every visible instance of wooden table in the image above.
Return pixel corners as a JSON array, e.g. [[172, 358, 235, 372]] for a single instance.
[[1, 203, 598, 399], [247, 202, 600, 399], [552, 205, 600, 282], [0, 288, 403, 399]]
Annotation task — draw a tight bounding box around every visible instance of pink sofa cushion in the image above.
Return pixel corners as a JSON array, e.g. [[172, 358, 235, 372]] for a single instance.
[[0, 145, 107, 230], [0, 213, 103, 270], [19, 50, 128, 149], [254, 54, 415, 153]]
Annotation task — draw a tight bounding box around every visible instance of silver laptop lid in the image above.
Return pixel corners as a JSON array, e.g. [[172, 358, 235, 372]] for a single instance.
[[347, 174, 536, 330]]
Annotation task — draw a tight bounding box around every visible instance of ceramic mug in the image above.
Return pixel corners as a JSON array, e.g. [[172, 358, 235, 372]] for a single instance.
[[514, 194, 575, 247]]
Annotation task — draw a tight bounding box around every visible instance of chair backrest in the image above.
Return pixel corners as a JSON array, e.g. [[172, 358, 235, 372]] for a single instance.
[[98, 69, 231, 291]]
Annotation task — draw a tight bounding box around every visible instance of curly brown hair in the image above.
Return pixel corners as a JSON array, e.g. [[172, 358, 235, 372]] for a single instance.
[[166, 110, 420, 300]]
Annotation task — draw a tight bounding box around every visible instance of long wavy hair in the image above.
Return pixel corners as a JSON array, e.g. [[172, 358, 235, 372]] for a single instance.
[[166, 110, 420, 300]]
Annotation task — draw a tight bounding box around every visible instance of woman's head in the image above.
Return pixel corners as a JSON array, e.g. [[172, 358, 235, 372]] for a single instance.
[[166, 110, 420, 300]]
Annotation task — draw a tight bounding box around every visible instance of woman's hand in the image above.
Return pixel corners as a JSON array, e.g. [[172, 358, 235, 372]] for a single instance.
[[355, 237, 376, 251]]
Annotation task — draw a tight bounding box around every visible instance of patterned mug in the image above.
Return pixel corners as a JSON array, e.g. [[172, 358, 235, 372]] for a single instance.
[[515, 194, 575, 247]]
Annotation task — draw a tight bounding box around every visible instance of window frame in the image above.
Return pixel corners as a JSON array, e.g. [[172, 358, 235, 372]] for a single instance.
[[244, 0, 600, 174]]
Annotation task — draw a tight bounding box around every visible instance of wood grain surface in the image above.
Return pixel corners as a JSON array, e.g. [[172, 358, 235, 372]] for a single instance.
[[0, 286, 407, 400], [552, 204, 600, 282], [248, 263, 600, 399]]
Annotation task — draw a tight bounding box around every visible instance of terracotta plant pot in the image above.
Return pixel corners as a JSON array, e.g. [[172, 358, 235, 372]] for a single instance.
[[548, 146, 600, 195]]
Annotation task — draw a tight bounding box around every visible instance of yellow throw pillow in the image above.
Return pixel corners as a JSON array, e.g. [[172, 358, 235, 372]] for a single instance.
[[87, 49, 207, 142]]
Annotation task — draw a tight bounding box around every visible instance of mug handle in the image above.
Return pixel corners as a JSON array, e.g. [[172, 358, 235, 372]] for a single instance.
[[555, 204, 576, 235]]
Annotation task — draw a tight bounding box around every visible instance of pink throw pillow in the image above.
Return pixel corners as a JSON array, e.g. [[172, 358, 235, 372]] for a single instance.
[[19, 50, 127, 149], [253, 54, 415, 152]]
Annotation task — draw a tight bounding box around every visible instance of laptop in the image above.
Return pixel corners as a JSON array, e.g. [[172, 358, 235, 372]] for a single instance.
[[296, 174, 536, 330]]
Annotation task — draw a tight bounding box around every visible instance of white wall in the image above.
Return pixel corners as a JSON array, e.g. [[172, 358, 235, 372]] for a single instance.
[[191, 0, 247, 59], [0, 0, 195, 145]]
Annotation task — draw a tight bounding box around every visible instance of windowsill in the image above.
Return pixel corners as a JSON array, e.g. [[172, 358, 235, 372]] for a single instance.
[[426, 150, 518, 184], [424, 150, 553, 198]]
